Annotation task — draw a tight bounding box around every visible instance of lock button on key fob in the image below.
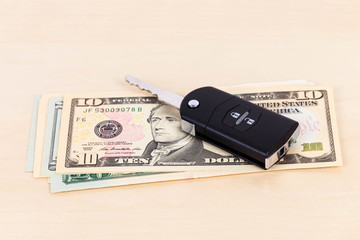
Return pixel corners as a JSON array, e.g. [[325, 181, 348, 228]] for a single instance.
[[223, 105, 250, 128], [223, 105, 262, 132], [234, 109, 262, 132]]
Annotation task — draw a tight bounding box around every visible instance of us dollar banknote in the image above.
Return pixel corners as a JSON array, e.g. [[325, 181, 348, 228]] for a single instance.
[[41, 97, 63, 176], [56, 85, 342, 174], [37, 97, 192, 192], [32, 94, 63, 178]]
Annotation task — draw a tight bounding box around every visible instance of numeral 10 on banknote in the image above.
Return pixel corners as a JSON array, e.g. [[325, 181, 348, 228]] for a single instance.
[[301, 142, 323, 152], [296, 90, 323, 100], [76, 153, 98, 165]]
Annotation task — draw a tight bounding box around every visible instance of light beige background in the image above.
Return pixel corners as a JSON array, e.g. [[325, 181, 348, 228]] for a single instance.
[[1, 1, 360, 239]]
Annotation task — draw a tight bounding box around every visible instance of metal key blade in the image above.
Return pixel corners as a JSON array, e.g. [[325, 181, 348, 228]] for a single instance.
[[125, 75, 183, 109]]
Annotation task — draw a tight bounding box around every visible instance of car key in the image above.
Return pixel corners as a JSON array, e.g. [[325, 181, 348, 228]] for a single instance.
[[125, 75, 300, 169]]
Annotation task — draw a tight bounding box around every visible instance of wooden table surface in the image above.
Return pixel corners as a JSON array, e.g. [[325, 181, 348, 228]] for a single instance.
[[1, 1, 360, 239]]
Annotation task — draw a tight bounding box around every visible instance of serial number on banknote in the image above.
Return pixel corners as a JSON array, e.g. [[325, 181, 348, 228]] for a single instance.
[[82, 107, 143, 113]]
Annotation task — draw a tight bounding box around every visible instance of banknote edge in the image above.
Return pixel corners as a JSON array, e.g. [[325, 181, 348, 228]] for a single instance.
[[25, 95, 42, 172]]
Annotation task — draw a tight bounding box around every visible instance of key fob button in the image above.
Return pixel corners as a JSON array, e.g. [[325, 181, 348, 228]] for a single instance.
[[223, 105, 251, 127], [234, 110, 262, 132]]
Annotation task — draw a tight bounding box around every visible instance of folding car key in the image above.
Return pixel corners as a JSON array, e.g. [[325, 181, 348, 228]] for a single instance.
[[125, 75, 300, 169]]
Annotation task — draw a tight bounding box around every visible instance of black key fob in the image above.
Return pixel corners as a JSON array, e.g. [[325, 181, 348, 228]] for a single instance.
[[180, 87, 300, 169]]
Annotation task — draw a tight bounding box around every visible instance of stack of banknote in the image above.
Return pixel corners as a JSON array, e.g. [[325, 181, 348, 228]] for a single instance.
[[25, 80, 342, 193]]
